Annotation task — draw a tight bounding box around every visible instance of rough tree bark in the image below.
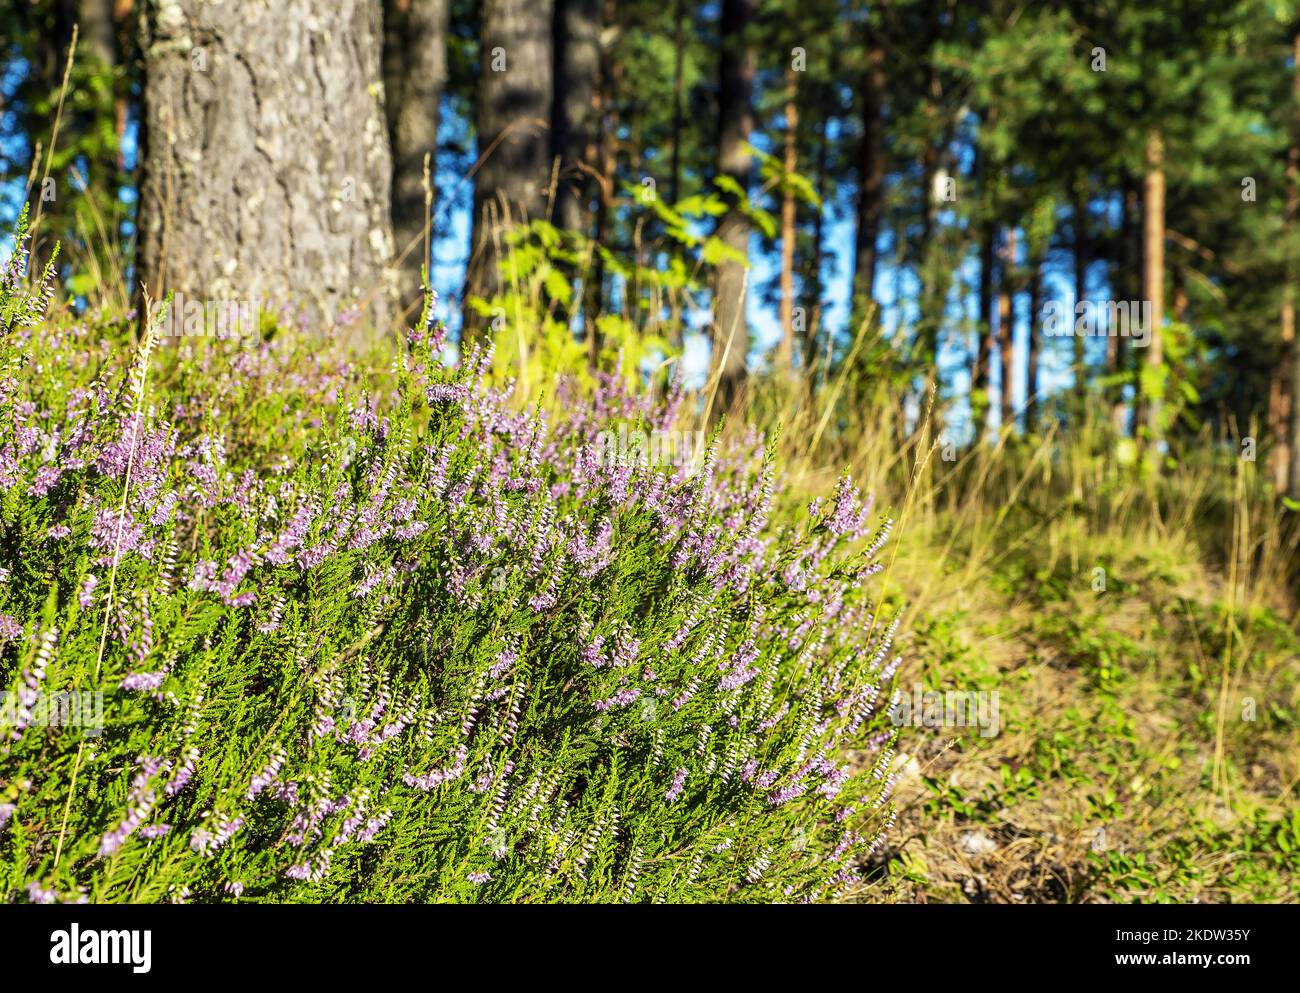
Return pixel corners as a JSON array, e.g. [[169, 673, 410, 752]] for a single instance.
[[383, 0, 450, 318], [464, 0, 555, 331], [137, 0, 396, 334], [712, 0, 756, 413]]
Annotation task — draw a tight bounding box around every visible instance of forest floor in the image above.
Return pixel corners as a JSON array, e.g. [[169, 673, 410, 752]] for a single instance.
[[857, 510, 1300, 903]]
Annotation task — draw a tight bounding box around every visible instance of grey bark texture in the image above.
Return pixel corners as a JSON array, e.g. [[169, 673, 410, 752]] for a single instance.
[[384, 0, 450, 318], [464, 0, 555, 331], [712, 0, 756, 413], [138, 0, 397, 337]]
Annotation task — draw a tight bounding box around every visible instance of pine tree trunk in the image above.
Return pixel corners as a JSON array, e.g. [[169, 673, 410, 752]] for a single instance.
[[384, 0, 450, 319], [998, 227, 1017, 432], [79, 0, 116, 67], [584, 0, 618, 367], [973, 216, 995, 436], [1285, 29, 1300, 499], [1110, 179, 1139, 434], [76, 0, 122, 241], [137, 0, 396, 334], [802, 106, 830, 383], [1142, 130, 1166, 448], [1073, 192, 1089, 407], [669, 0, 686, 206], [552, 0, 600, 237], [851, 12, 886, 322], [464, 0, 555, 330], [778, 66, 798, 374], [711, 0, 756, 413], [1026, 257, 1043, 432]]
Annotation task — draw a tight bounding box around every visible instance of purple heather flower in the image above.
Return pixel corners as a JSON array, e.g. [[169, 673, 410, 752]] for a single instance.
[[594, 687, 641, 712], [665, 767, 688, 803]]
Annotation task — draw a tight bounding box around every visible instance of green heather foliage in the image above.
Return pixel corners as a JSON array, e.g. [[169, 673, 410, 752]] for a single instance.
[[0, 224, 901, 904]]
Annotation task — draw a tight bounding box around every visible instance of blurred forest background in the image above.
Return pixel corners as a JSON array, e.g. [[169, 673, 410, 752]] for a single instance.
[[3, 0, 1300, 901], [5, 0, 1300, 489]]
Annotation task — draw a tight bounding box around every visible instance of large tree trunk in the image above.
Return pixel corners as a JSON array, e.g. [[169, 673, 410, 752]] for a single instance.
[[711, 0, 756, 413], [1141, 130, 1166, 448], [552, 0, 600, 237], [137, 0, 396, 334], [383, 0, 450, 319], [464, 0, 555, 332], [850, 10, 886, 322]]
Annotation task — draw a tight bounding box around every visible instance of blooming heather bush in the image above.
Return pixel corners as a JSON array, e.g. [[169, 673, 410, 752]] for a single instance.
[[0, 222, 902, 903]]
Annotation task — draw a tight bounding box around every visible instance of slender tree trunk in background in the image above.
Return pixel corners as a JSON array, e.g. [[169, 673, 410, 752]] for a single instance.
[[1270, 302, 1294, 491], [1026, 256, 1043, 431], [998, 227, 1017, 432], [1171, 268, 1188, 323], [112, 0, 134, 156], [917, 74, 940, 366], [384, 0, 450, 318], [584, 0, 618, 367], [553, 0, 600, 236], [1287, 29, 1300, 499], [75, 0, 120, 232], [914, 62, 953, 371], [138, 0, 396, 334], [464, 0, 555, 332], [78, 0, 116, 75], [851, 12, 886, 322], [1142, 130, 1167, 449], [777, 66, 798, 374], [802, 105, 830, 383], [973, 213, 995, 436], [1110, 180, 1138, 434], [23, 5, 75, 264], [1073, 192, 1089, 408], [669, 0, 685, 206], [711, 0, 756, 413]]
